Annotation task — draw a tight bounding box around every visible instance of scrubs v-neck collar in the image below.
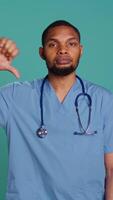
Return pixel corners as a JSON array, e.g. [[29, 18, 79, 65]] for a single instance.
[[44, 77, 81, 111]]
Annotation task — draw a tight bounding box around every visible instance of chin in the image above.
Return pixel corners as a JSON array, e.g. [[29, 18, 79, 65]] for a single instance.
[[47, 65, 76, 76]]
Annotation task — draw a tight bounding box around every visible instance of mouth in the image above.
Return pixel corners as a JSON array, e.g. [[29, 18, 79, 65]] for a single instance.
[[55, 56, 72, 65]]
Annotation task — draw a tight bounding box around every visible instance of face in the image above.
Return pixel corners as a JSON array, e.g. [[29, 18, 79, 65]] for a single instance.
[[39, 25, 83, 76]]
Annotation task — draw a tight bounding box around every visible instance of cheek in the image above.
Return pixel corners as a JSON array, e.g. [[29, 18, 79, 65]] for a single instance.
[[71, 53, 81, 65], [72, 50, 81, 59], [44, 50, 56, 63]]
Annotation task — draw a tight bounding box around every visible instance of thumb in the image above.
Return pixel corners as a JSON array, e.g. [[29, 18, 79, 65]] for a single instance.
[[0, 64, 20, 78], [0, 54, 20, 78], [7, 65, 20, 78]]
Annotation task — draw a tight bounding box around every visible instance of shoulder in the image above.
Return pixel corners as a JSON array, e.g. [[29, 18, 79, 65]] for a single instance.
[[0, 78, 44, 92], [0, 78, 44, 98], [83, 78, 113, 100], [81, 78, 113, 114]]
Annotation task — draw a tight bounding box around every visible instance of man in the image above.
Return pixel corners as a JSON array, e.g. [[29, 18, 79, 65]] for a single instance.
[[0, 20, 113, 200]]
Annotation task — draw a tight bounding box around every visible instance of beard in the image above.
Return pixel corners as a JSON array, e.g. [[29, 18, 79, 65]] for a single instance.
[[46, 60, 80, 76]]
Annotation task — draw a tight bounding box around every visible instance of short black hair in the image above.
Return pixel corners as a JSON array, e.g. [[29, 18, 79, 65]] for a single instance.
[[41, 20, 81, 46]]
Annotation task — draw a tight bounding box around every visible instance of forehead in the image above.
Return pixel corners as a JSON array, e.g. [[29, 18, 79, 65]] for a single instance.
[[45, 26, 79, 42]]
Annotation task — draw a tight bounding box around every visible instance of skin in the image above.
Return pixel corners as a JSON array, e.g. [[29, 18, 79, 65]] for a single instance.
[[0, 37, 20, 78], [39, 26, 83, 102], [0, 26, 113, 199], [104, 153, 113, 199]]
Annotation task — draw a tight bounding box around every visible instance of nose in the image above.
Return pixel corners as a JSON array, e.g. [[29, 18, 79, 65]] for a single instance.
[[57, 46, 68, 55]]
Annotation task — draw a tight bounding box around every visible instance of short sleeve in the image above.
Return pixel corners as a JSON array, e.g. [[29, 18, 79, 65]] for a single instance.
[[103, 93, 113, 153], [0, 80, 35, 129], [0, 84, 14, 129]]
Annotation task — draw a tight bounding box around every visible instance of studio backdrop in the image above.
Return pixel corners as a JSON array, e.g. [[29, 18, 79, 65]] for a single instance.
[[0, 0, 113, 199]]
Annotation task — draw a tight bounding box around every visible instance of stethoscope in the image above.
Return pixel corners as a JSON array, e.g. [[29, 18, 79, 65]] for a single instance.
[[36, 75, 97, 138]]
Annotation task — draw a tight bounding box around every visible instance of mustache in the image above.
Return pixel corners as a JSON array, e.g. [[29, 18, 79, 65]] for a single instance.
[[55, 56, 72, 65]]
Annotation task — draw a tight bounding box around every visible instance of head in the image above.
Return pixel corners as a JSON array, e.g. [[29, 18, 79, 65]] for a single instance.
[[39, 20, 83, 76]]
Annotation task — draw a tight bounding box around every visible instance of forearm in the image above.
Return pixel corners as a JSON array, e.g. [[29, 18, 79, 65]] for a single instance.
[[105, 174, 113, 200]]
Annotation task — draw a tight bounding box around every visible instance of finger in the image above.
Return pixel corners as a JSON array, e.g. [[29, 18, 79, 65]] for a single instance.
[[0, 38, 9, 55], [4, 52, 12, 61], [0, 40, 19, 61], [0, 39, 6, 53], [0, 38, 8, 50], [5, 48, 19, 62], [0, 37, 8, 42], [0, 64, 20, 78], [5, 40, 15, 51], [1, 41, 15, 55], [7, 44, 19, 56], [0, 39, 17, 56], [0, 37, 8, 45], [6, 65, 20, 78], [11, 48, 19, 57], [6, 42, 16, 52]]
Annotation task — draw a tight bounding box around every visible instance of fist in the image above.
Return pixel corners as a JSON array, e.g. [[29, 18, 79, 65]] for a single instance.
[[0, 38, 20, 78]]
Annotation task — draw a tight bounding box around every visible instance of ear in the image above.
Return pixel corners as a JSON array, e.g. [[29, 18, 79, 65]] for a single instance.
[[39, 47, 45, 60], [80, 45, 83, 56]]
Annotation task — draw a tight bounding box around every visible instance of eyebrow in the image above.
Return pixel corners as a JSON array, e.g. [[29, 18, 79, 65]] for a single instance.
[[46, 37, 80, 43]]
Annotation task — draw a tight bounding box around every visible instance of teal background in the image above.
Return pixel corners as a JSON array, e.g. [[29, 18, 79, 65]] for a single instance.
[[0, 0, 113, 199]]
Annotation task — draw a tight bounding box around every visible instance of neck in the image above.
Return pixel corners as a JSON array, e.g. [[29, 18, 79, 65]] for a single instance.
[[48, 72, 76, 90], [47, 72, 76, 102]]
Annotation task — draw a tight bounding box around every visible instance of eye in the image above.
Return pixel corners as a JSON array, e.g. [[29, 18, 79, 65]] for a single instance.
[[68, 41, 79, 47], [48, 42, 57, 48]]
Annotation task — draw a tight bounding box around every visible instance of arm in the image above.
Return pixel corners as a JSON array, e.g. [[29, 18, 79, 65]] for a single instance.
[[0, 37, 20, 78], [104, 153, 113, 200], [0, 38, 20, 128]]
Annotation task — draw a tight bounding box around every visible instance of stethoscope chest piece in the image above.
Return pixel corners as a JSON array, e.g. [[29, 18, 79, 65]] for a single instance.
[[36, 125, 47, 138], [36, 75, 97, 137]]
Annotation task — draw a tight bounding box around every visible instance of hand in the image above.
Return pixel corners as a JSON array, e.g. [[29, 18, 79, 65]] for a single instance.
[[0, 38, 20, 78]]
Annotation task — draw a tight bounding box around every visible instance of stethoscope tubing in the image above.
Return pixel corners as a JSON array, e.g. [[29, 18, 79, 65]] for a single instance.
[[36, 75, 97, 138]]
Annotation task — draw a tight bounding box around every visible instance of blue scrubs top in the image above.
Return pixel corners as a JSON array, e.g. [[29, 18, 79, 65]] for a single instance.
[[0, 77, 113, 200]]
